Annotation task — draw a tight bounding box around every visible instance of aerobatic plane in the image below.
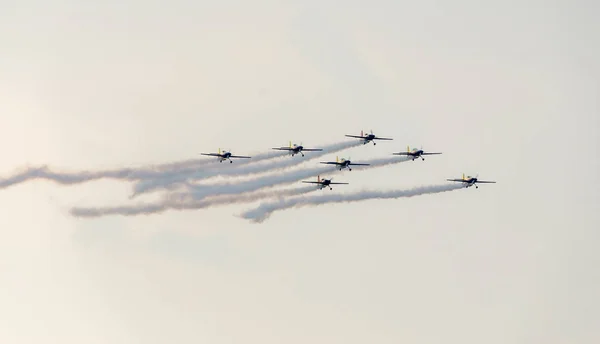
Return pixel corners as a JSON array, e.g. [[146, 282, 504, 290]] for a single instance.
[[272, 141, 323, 157], [200, 148, 251, 163], [302, 175, 348, 190], [320, 156, 370, 171], [447, 174, 496, 189], [345, 130, 393, 145], [393, 146, 442, 161]]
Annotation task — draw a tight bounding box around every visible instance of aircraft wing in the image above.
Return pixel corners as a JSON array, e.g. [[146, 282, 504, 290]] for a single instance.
[[345, 134, 364, 139], [422, 152, 442, 155], [200, 153, 221, 157], [320, 162, 340, 165], [373, 136, 393, 140], [229, 155, 251, 159], [272, 147, 293, 151], [328, 182, 349, 185], [476, 180, 496, 183], [302, 181, 322, 184], [302, 148, 323, 151], [392, 152, 410, 155], [447, 179, 466, 182], [348, 163, 370, 166]]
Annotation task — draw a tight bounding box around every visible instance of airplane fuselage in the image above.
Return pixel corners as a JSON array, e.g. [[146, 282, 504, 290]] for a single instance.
[[338, 160, 352, 170], [317, 179, 332, 189], [362, 135, 376, 144], [410, 149, 424, 160], [464, 178, 478, 188], [290, 146, 304, 156], [218, 152, 232, 162]]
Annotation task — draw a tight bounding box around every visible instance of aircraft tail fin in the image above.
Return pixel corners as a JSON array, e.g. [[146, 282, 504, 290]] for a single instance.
[[360, 130, 363, 137], [463, 173, 465, 180], [289, 140, 291, 148]]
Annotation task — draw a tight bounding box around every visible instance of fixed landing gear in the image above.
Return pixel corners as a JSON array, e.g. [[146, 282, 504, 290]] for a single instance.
[[349, 168, 352, 171], [475, 185, 478, 188], [230, 160, 233, 163], [422, 157, 425, 161], [329, 187, 332, 190], [301, 153, 305, 157]]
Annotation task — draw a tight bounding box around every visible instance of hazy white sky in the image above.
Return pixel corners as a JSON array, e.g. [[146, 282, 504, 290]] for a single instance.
[[1, 0, 599, 343]]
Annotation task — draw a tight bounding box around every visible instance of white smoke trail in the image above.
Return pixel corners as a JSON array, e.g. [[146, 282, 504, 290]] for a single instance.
[[68, 155, 409, 218], [240, 183, 465, 222], [183, 156, 410, 200], [130, 140, 363, 197], [68, 156, 410, 218], [0, 149, 289, 190], [70, 185, 318, 217]]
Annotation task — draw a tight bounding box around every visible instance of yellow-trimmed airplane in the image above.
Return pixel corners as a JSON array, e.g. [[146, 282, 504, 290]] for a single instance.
[[302, 175, 348, 190], [345, 130, 393, 145], [200, 148, 251, 163], [272, 141, 323, 157], [447, 174, 496, 189], [320, 156, 370, 171], [393, 146, 442, 161]]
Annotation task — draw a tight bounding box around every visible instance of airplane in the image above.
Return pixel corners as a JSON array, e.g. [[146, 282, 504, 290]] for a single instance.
[[320, 156, 370, 171], [200, 148, 251, 163], [447, 173, 496, 189], [345, 130, 393, 145], [272, 141, 323, 157], [393, 146, 442, 161], [302, 175, 348, 190]]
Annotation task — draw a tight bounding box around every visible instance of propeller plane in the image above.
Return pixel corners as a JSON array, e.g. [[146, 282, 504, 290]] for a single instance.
[[302, 175, 348, 190], [200, 148, 251, 163], [272, 141, 323, 157], [320, 156, 370, 171], [345, 130, 393, 145], [393, 146, 442, 161], [447, 174, 496, 188]]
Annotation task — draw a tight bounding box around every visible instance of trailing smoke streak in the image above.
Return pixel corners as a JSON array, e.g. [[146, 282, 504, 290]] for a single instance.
[[182, 165, 337, 199], [130, 140, 363, 197], [183, 156, 410, 200], [240, 184, 465, 223], [70, 185, 318, 218], [69, 157, 410, 218], [0, 149, 289, 190]]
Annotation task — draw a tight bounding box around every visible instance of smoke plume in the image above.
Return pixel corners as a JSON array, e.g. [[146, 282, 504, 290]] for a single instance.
[[240, 184, 465, 223], [130, 140, 363, 197], [70, 185, 318, 217]]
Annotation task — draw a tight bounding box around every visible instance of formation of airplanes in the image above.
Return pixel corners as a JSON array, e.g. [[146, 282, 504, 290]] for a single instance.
[[200, 130, 496, 189]]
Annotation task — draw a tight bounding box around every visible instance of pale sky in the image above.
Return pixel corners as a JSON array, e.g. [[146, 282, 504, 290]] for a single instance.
[[1, 0, 599, 343]]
